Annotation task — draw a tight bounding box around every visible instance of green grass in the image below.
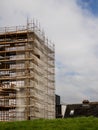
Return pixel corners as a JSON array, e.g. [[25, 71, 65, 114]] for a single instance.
[[0, 116, 98, 130]]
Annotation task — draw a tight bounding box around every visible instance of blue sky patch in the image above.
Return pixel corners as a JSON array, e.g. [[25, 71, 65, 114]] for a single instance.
[[65, 71, 80, 77], [77, 0, 98, 16]]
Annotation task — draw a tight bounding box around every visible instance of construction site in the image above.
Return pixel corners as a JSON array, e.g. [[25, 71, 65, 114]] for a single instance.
[[0, 22, 55, 121]]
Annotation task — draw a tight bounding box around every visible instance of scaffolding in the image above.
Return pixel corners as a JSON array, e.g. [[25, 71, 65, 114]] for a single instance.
[[0, 21, 55, 121]]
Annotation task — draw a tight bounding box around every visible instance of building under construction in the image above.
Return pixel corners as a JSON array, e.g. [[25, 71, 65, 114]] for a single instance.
[[0, 22, 55, 121]]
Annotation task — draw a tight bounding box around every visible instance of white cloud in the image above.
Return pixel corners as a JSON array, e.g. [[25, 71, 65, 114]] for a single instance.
[[0, 0, 98, 104]]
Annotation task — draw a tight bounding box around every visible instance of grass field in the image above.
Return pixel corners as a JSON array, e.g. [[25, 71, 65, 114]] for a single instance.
[[0, 116, 98, 130]]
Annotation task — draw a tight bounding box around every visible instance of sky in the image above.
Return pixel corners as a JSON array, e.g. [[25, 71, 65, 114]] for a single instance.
[[0, 0, 98, 104]]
